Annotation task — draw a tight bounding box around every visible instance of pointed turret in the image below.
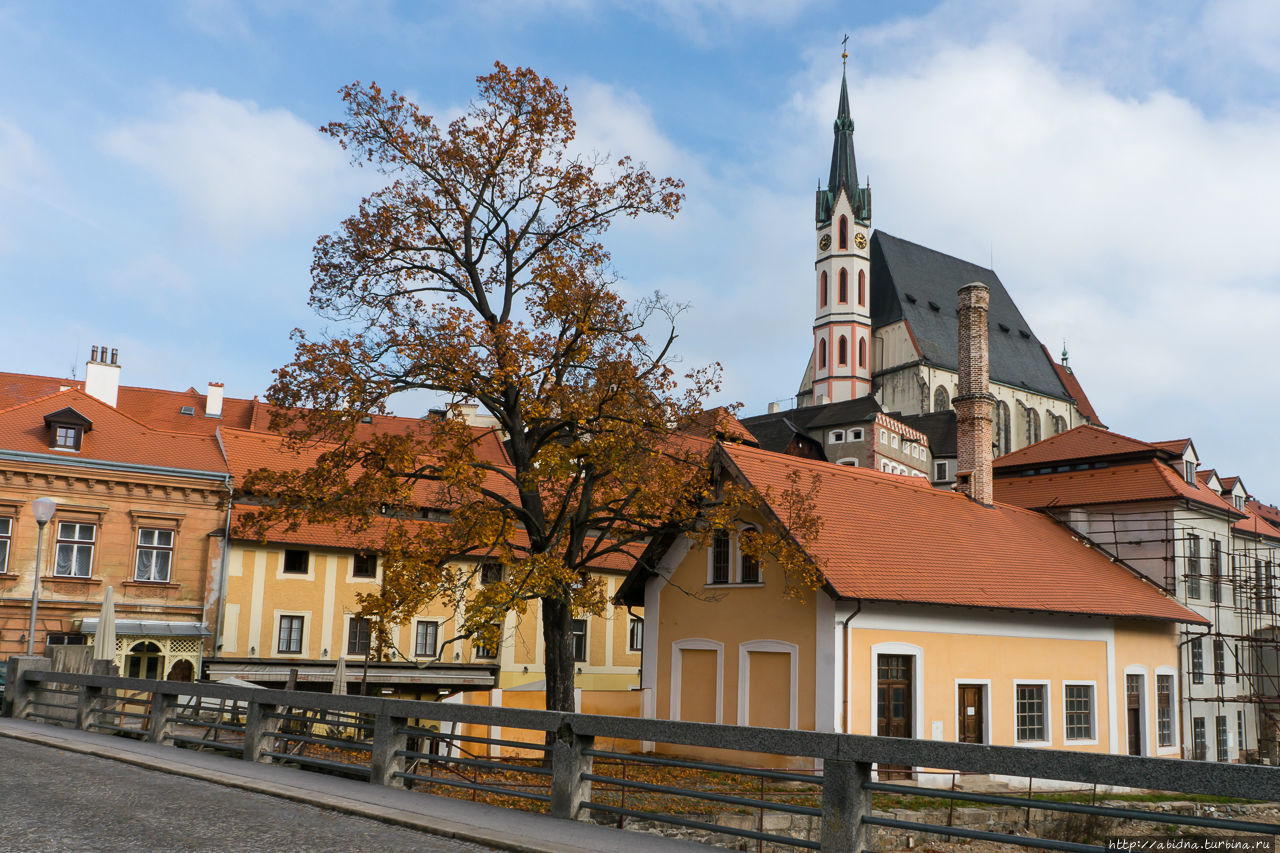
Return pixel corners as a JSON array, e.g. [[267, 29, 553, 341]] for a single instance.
[[815, 66, 871, 225]]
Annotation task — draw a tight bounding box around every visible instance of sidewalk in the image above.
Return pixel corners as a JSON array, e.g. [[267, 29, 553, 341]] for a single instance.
[[0, 717, 709, 853]]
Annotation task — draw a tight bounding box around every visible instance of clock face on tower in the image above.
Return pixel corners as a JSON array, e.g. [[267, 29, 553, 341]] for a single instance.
[[818, 234, 831, 251], [854, 232, 868, 250]]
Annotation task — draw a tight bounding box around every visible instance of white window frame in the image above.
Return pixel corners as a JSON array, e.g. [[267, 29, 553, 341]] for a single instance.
[[571, 617, 588, 662], [349, 551, 379, 582], [935, 460, 950, 480], [134, 527, 175, 583], [628, 616, 643, 652], [953, 679, 992, 745], [828, 430, 845, 444], [1124, 665, 1149, 756], [671, 638, 724, 724], [1013, 680, 1052, 746], [737, 639, 799, 729], [836, 458, 859, 467], [879, 429, 888, 445], [1155, 666, 1179, 754], [849, 428, 864, 441], [1062, 680, 1098, 745], [278, 548, 311, 578], [275, 612, 306, 655], [0, 516, 11, 573], [889, 433, 899, 448], [54, 521, 96, 578], [705, 525, 764, 587], [414, 620, 439, 658], [869, 642, 924, 740]]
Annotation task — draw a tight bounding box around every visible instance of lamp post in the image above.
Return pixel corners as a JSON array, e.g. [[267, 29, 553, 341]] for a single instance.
[[25, 497, 56, 656]]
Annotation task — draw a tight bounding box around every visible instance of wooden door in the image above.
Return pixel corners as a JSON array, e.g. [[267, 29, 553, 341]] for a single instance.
[[957, 684, 985, 744], [877, 655, 913, 779], [1126, 674, 1143, 755]]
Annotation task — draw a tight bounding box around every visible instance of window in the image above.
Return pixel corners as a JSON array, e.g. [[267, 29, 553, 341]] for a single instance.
[[0, 517, 10, 573], [818, 339, 827, 370], [1238, 710, 1246, 758], [1268, 561, 1276, 614], [347, 616, 371, 656], [474, 628, 498, 659], [849, 428, 863, 441], [739, 527, 761, 584], [838, 268, 848, 303], [54, 522, 95, 577], [1015, 684, 1047, 742], [934, 460, 949, 481], [1192, 717, 1207, 760], [283, 549, 309, 574], [480, 562, 503, 585], [711, 530, 730, 584], [1213, 638, 1225, 685], [1064, 684, 1094, 741], [133, 528, 174, 582], [1216, 715, 1229, 761], [934, 386, 950, 412], [628, 616, 643, 652], [889, 434, 898, 448], [879, 429, 888, 445], [828, 430, 845, 444], [819, 271, 828, 308], [352, 552, 377, 578], [1157, 675, 1174, 747], [837, 335, 848, 366], [571, 618, 587, 662], [52, 425, 83, 450], [1191, 638, 1204, 684], [277, 615, 304, 654], [414, 621, 438, 658], [1184, 460, 1195, 484], [857, 269, 865, 306], [1210, 540, 1222, 603], [858, 337, 866, 368], [1186, 534, 1201, 598], [838, 215, 848, 249]]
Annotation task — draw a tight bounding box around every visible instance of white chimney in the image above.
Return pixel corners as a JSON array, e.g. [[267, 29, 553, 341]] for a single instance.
[[767, 402, 781, 414], [206, 382, 224, 418], [84, 344, 121, 408]]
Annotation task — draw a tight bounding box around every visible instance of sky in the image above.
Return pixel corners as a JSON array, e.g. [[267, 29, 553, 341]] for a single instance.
[[2, 1, 1279, 499]]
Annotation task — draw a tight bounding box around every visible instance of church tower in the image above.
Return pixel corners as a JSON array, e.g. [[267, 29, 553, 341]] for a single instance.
[[809, 53, 873, 405]]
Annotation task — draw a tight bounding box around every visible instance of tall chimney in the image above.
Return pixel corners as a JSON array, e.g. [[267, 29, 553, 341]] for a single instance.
[[206, 382, 224, 418], [953, 283, 995, 505], [84, 345, 121, 408]]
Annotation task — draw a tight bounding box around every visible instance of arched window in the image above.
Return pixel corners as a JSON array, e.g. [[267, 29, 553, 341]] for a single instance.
[[819, 271, 827, 308], [818, 338, 827, 369], [125, 641, 163, 680], [838, 269, 848, 303], [711, 529, 731, 584], [1026, 408, 1042, 444], [739, 527, 760, 584], [995, 400, 1012, 456], [838, 336, 848, 366], [934, 385, 950, 412], [858, 337, 866, 368], [858, 269, 865, 306], [839, 216, 848, 250]]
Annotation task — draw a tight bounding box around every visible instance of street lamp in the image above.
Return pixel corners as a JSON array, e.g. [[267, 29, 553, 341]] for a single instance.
[[26, 497, 56, 656]]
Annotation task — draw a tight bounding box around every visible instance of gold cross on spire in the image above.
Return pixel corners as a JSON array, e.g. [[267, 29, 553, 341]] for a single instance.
[[842, 33, 849, 64]]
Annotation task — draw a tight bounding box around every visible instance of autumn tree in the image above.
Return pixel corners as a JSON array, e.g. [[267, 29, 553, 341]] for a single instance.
[[241, 63, 819, 714]]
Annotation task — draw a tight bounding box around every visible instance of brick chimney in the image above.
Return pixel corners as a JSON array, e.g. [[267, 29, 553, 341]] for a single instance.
[[952, 283, 995, 505], [84, 344, 121, 408], [206, 382, 224, 419]]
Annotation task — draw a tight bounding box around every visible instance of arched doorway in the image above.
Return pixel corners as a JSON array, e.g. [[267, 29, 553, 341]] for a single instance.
[[125, 641, 164, 680], [166, 659, 194, 681]]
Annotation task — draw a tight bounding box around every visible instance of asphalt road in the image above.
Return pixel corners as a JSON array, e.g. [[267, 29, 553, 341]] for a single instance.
[[0, 738, 498, 853]]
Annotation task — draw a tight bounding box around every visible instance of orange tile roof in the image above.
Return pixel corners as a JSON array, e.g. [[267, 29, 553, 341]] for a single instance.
[[688, 407, 758, 446], [1234, 501, 1280, 540], [722, 444, 1203, 624], [994, 458, 1240, 516], [0, 388, 227, 475], [1047, 352, 1105, 427], [992, 424, 1158, 470], [1152, 439, 1191, 455]]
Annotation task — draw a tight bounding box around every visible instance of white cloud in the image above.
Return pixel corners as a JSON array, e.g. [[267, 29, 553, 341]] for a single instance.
[[102, 90, 357, 245]]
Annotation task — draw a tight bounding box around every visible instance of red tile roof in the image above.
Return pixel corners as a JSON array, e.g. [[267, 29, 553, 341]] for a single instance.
[[994, 458, 1239, 517], [0, 388, 227, 474], [993, 424, 1159, 470], [722, 444, 1203, 624], [1046, 351, 1105, 427], [1234, 501, 1280, 540], [688, 407, 758, 446], [1152, 439, 1191, 455]]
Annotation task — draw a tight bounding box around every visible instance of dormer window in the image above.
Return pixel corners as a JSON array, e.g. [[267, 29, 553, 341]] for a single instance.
[[1234, 494, 1245, 510], [43, 407, 92, 452], [1184, 460, 1195, 484]]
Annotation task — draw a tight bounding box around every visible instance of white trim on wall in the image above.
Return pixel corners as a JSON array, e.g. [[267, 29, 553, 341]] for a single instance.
[[1013, 679, 1053, 747], [671, 638, 724, 724], [1155, 664, 1180, 756], [1061, 679, 1100, 746], [1123, 664, 1149, 757], [815, 594, 836, 733], [952, 678, 992, 745], [869, 641, 924, 739], [737, 639, 799, 729]]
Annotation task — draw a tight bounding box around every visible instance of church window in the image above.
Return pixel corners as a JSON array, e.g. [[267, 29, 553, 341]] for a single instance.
[[838, 269, 848, 303], [994, 400, 1012, 456], [858, 269, 865, 306], [818, 338, 827, 369], [858, 337, 866, 368], [934, 386, 950, 411], [838, 335, 848, 366], [820, 271, 828, 308], [839, 216, 848, 250]]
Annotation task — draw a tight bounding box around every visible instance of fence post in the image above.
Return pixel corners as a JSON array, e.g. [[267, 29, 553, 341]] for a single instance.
[[550, 719, 594, 821], [243, 700, 280, 762], [820, 758, 873, 853], [148, 688, 178, 744], [3, 656, 51, 719], [370, 711, 409, 787], [76, 684, 104, 730]]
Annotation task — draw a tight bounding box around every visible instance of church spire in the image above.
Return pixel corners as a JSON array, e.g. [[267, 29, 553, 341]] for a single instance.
[[816, 44, 871, 225]]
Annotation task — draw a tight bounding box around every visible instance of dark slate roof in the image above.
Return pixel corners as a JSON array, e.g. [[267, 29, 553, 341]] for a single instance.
[[737, 413, 814, 455], [741, 398, 884, 455], [869, 231, 1071, 402], [815, 70, 870, 224], [799, 396, 883, 429], [897, 411, 957, 458]]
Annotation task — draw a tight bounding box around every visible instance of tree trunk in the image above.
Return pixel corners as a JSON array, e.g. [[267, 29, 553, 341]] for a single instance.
[[541, 595, 576, 713]]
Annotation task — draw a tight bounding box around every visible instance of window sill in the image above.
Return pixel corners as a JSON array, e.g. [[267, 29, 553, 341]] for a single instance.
[[1063, 738, 1098, 746], [705, 582, 765, 589], [1014, 739, 1051, 748], [121, 580, 181, 591], [43, 575, 102, 585]]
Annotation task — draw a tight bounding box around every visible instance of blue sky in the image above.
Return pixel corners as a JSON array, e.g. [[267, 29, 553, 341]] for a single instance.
[[3, 1, 1280, 500]]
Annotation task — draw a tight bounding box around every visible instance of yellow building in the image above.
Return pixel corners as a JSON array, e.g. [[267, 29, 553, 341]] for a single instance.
[[616, 444, 1206, 772]]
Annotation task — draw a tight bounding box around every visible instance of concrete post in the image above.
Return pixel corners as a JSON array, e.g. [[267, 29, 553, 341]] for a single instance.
[[148, 689, 179, 744], [4, 656, 51, 719], [76, 685, 104, 730], [820, 758, 873, 853], [243, 700, 280, 762], [370, 712, 409, 787], [549, 720, 594, 821]]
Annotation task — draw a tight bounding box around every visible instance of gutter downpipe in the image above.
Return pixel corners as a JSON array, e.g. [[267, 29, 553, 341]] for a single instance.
[[840, 600, 863, 734]]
